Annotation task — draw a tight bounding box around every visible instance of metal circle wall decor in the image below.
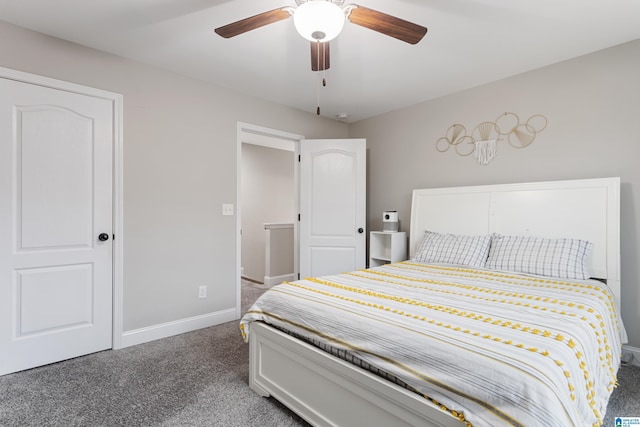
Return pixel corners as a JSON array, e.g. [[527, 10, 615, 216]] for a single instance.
[[436, 124, 474, 156], [434, 112, 548, 165]]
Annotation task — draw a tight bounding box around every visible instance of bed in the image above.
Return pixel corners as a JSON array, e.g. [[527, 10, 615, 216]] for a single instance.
[[240, 177, 626, 427]]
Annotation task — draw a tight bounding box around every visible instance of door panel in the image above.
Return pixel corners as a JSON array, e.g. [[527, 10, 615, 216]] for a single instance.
[[310, 149, 357, 237], [17, 106, 94, 250], [309, 247, 356, 277], [300, 139, 366, 278], [0, 78, 113, 375], [16, 263, 93, 336]]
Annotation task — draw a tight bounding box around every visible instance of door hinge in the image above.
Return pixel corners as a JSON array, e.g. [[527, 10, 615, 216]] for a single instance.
[[298, 213, 300, 221], [298, 154, 301, 162], [112, 234, 115, 240], [298, 273, 300, 280]]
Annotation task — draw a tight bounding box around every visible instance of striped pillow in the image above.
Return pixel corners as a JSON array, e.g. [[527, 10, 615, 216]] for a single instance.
[[414, 231, 491, 268], [486, 234, 592, 279]]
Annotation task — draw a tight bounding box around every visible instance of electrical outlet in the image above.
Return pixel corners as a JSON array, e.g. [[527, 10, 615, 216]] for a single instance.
[[198, 285, 207, 299], [222, 204, 234, 216]]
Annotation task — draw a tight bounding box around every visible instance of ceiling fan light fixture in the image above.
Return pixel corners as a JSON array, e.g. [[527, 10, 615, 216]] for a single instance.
[[293, 1, 345, 42]]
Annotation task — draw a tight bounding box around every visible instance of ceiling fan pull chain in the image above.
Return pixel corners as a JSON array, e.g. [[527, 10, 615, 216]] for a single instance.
[[316, 65, 320, 115], [316, 40, 321, 115], [316, 73, 321, 115]]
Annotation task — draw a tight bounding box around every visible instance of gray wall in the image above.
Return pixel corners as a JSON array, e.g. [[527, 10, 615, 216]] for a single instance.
[[241, 144, 294, 283], [0, 21, 348, 333], [351, 40, 640, 347]]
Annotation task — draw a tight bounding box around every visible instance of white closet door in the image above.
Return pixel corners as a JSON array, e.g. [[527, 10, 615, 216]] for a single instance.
[[0, 77, 113, 375]]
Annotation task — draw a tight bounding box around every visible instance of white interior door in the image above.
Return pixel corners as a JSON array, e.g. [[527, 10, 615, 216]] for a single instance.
[[0, 77, 113, 375], [299, 139, 366, 278]]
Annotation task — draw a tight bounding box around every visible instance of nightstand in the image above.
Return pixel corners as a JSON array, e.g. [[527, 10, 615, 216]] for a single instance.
[[369, 231, 407, 267]]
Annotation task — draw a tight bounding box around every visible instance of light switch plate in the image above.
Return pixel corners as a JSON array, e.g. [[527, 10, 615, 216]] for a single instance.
[[222, 203, 234, 216]]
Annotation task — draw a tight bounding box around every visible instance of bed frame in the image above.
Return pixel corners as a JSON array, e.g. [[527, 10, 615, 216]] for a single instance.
[[248, 177, 621, 427]]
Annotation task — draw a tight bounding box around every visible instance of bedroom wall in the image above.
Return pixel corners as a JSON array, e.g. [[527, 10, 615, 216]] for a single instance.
[[0, 21, 348, 339], [241, 143, 295, 283], [350, 39, 640, 347]]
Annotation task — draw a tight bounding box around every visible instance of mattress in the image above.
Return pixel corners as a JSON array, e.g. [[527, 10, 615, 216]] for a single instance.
[[240, 262, 625, 427]]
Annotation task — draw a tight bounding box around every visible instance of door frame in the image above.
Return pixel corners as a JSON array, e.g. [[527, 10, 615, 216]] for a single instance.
[[0, 67, 125, 349], [236, 122, 303, 318]]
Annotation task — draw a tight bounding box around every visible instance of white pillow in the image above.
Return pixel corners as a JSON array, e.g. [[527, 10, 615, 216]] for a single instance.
[[413, 231, 491, 268], [486, 234, 592, 279]]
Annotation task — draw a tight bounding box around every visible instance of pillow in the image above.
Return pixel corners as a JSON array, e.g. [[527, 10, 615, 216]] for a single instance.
[[486, 234, 592, 279], [413, 231, 491, 267]]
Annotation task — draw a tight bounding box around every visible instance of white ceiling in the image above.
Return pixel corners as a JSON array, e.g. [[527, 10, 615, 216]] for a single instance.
[[1, 0, 639, 122]]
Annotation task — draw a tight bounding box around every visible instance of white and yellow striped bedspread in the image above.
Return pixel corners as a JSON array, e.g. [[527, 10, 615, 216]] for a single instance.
[[240, 262, 624, 427]]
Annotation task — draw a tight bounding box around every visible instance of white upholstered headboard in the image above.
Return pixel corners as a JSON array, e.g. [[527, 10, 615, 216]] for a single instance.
[[409, 177, 621, 303]]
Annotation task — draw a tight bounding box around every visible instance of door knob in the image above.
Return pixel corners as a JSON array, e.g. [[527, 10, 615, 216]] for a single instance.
[[358, 228, 364, 234], [98, 233, 110, 242]]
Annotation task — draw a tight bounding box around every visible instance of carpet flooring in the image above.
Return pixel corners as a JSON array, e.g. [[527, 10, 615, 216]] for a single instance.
[[0, 281, 308, 427], [0, 280, 638, 426]]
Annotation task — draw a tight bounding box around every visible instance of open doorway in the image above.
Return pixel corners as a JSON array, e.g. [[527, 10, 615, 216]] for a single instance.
[[241, 143, 294, 284], [235, 123, 303, 317]]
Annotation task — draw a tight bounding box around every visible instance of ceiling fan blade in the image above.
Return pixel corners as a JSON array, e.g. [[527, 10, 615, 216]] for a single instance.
[[310, 41, 330, 71], [347, 5, 427, 44], [214, 8, 291, 38]]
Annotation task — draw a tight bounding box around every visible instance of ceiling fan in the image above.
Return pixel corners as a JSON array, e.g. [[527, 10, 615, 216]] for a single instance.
[[214, 0, 428, 72]]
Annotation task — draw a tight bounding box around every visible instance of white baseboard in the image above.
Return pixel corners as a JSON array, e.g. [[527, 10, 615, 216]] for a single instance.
[[116, 308, 237, 349], [622, 344, 640, 367], [264, 273, 295, 287]]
